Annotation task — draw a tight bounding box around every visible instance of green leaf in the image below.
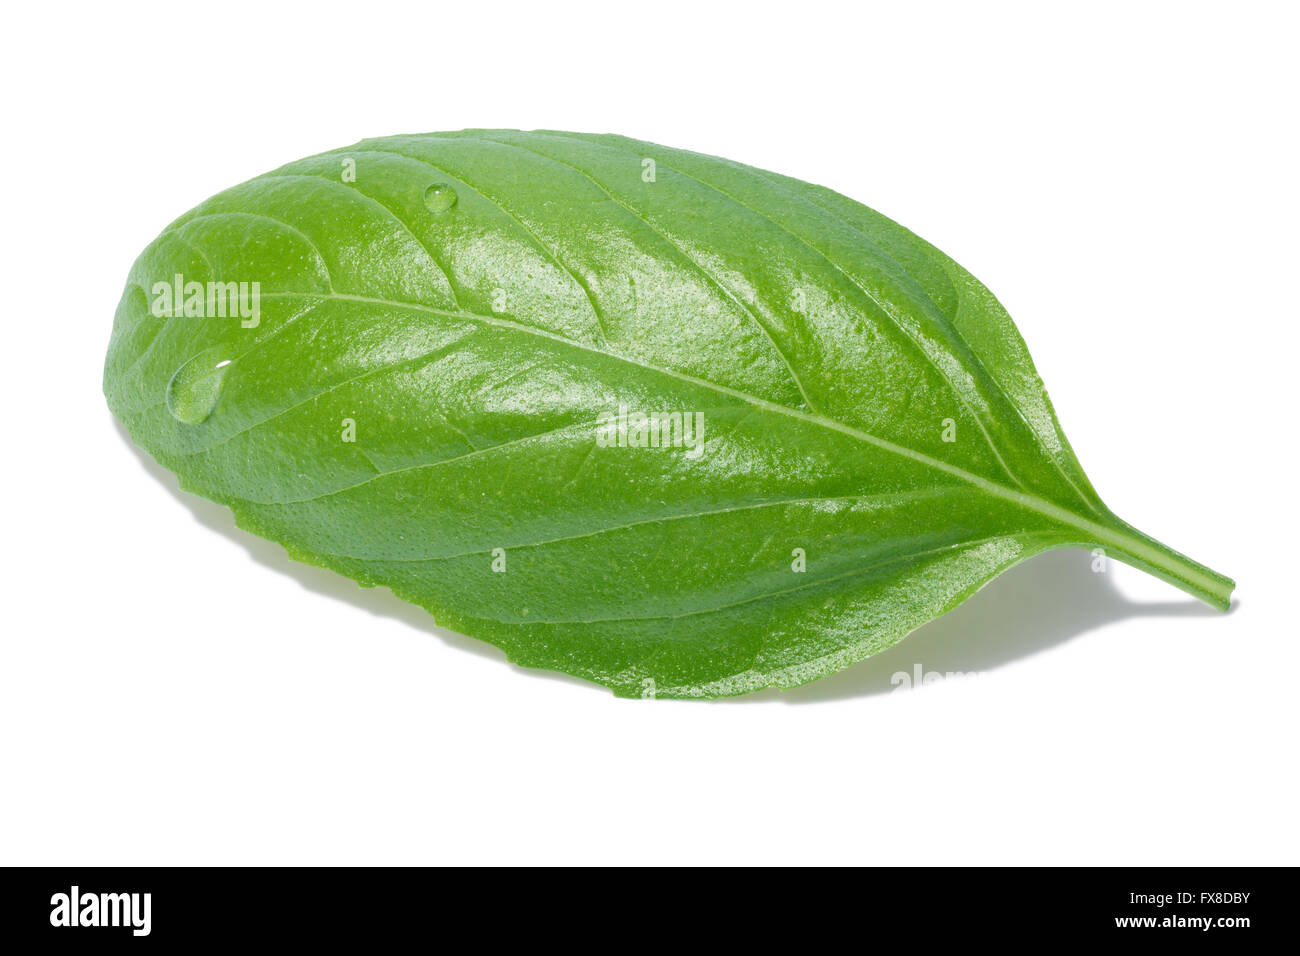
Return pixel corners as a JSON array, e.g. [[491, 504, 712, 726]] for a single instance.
[[103, 129, 1234, 698]]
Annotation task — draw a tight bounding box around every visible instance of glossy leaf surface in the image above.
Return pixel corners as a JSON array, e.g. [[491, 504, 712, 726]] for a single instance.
[[104, 130, 1233, 697]]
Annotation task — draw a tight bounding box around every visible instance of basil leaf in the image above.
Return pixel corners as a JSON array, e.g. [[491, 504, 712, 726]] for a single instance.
[[103, 130, 1234, 698]]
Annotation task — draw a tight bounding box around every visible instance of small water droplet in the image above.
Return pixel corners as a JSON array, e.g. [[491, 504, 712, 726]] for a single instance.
[[423, 183, 457, 214], [166, 345, 234, 424]]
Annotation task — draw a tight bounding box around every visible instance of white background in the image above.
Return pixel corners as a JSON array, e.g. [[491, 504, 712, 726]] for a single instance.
[[2, 1, 1296, 865]]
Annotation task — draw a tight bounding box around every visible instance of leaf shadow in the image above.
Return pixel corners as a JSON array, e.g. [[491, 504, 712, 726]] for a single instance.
[[111, 416, 599, 693], [114, 416, 1231, 704], [734, 548, 1230, 704]]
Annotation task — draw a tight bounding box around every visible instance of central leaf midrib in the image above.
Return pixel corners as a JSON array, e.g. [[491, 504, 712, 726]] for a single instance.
[[256, 290, 1109, 544]]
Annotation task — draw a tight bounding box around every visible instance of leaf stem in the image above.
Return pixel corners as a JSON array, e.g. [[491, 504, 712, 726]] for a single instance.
[[1079, 513, 1235, 610]]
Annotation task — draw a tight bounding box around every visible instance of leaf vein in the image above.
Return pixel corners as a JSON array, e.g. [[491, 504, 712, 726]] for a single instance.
[[466, 133, 822, 415], [353, 146, 612, 347]]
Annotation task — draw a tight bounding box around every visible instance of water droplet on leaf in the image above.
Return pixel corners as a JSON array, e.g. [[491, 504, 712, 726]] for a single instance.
[[166, 346, 233, 424], [423, 183, 457, 214]]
